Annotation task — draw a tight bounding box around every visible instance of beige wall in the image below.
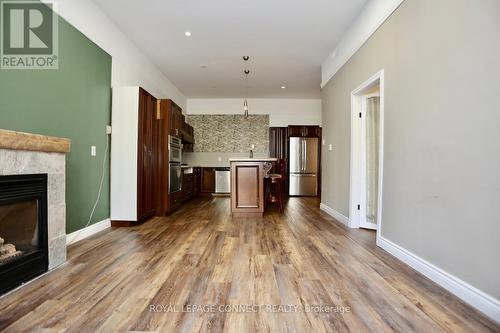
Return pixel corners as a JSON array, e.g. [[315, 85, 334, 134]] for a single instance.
[[321, 0, 500, 300]]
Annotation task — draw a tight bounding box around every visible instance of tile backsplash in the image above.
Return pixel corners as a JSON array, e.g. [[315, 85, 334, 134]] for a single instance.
[[182, 152, 269, 167], [186, 114, 269, 153]]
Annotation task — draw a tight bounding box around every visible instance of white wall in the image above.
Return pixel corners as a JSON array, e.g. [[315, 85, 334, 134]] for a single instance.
[[110, 87, 139, 221], [45, 0, 186, 109], [187, 99, 321, 127]]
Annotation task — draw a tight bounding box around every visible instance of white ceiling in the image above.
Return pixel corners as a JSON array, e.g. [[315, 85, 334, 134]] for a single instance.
[[93, 0, 368, 98]]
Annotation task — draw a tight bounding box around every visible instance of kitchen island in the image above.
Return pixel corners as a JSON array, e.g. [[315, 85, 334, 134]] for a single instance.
[[229, 158, 277, 217]]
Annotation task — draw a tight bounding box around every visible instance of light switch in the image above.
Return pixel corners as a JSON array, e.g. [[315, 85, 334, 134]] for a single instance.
[[328, 144, 333, 151], [322, 139, 325, 145], [218, 156, 222, 162], [91, 146, 97, 156]]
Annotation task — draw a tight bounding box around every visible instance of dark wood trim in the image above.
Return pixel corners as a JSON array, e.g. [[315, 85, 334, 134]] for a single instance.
[[111, 220, 141, 227], [231, 212, 263, 218]]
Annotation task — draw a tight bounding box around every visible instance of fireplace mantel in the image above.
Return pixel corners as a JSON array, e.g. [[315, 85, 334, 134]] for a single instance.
[[0, 129, 71, 154]]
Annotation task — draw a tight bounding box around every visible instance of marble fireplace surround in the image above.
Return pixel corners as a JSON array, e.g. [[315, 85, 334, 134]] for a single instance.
[[0, 129, 71, 270]]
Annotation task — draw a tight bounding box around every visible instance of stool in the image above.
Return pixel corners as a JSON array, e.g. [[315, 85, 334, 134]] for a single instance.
[[265, 174, 284, 213]]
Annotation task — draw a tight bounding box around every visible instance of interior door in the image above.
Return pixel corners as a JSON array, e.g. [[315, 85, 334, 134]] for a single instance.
[[359, 94, 380, 230]]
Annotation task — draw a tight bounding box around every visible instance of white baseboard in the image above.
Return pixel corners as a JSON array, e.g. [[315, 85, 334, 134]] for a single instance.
[[66, 218, 111, 245], [377, 235, 500, 323], [320, 203, 351, 227]]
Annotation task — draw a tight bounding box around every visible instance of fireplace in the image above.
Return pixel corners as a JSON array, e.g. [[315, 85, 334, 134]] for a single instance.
[[0, 174, 48, 294]]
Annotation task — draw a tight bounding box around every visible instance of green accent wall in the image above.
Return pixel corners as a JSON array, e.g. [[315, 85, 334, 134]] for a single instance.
[[0, 2, 112, 233]]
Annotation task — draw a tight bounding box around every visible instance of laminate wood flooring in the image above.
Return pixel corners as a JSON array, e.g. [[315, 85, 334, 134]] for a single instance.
[[0, 197, 498, 332]]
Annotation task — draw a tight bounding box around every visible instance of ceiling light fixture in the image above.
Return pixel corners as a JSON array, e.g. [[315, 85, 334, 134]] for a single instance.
[[184, 31, 192, 37], [242, 56, 250, 119], [281, 86, 286, 89]]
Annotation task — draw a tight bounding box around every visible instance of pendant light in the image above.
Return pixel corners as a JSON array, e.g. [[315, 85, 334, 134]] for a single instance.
[[243, 56, 250, 118]]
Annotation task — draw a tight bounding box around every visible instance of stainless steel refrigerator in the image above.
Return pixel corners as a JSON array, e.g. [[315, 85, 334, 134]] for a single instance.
[[289, 137, 319, 196]]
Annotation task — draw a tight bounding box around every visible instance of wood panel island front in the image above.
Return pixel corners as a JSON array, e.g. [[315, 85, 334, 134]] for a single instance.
[[229, 158, 277, 217]]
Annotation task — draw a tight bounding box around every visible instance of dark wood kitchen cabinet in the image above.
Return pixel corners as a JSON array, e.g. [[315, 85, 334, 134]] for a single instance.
[[288, 125, 320, 137], [168, 101, 183, 138], [269, 127, 289, 195], [183, 172, 195, 200], [156, 99, 173, 216], [111, 87, 158, 227], [201, 168, 216, 193], [194, 167, 202, 195], [158, 99, 201, 215], [112, 91, 198, 224], [136, 88, 158, 222], [169, 190, 183, 211], [269, 127, 288, 159]]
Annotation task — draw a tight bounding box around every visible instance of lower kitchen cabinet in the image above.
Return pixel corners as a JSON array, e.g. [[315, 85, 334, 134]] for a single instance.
[[194, 167, 201, 196], [167, 168, 202, 214], [201, 168, 216, 193], [183, 173, 195, 200], [169, 190, 184, 211]]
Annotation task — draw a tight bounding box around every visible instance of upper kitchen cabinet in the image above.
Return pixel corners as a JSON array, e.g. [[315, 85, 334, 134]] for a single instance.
[[166, 100, 183, 138], [110, 86, 158, 225], [288, 125, 321, 137], [161, 99, 194, 146], [269, 127, 288, 160], [181, 122, 195, 144]]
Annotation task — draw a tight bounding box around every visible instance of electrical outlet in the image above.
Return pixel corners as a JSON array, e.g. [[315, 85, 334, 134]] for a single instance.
[[91, 146, 97, 156], [328, 144, 333, 151], [105, 125, 112, 135], [218, 157, 222, 162]]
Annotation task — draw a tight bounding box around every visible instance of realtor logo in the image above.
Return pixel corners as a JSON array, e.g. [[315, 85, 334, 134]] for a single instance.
[[1, 0, 58, 69]]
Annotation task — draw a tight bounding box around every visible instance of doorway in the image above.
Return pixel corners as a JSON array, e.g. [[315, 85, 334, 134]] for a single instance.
[[350, 70, 384, 232]]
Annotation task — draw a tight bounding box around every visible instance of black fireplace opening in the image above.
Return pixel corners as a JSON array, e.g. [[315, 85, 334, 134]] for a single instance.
[[0, 174, 48, 295]]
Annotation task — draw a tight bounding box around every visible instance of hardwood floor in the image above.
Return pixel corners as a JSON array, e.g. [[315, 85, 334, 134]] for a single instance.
[[0, 197, 498, 332]]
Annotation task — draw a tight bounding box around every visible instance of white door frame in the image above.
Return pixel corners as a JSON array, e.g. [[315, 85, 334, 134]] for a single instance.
[[349, 70, 385, 236]]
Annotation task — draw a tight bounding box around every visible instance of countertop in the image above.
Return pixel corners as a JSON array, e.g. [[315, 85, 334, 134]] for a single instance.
[[228, 158, 278, 162], [181, 165, 230, 168]]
